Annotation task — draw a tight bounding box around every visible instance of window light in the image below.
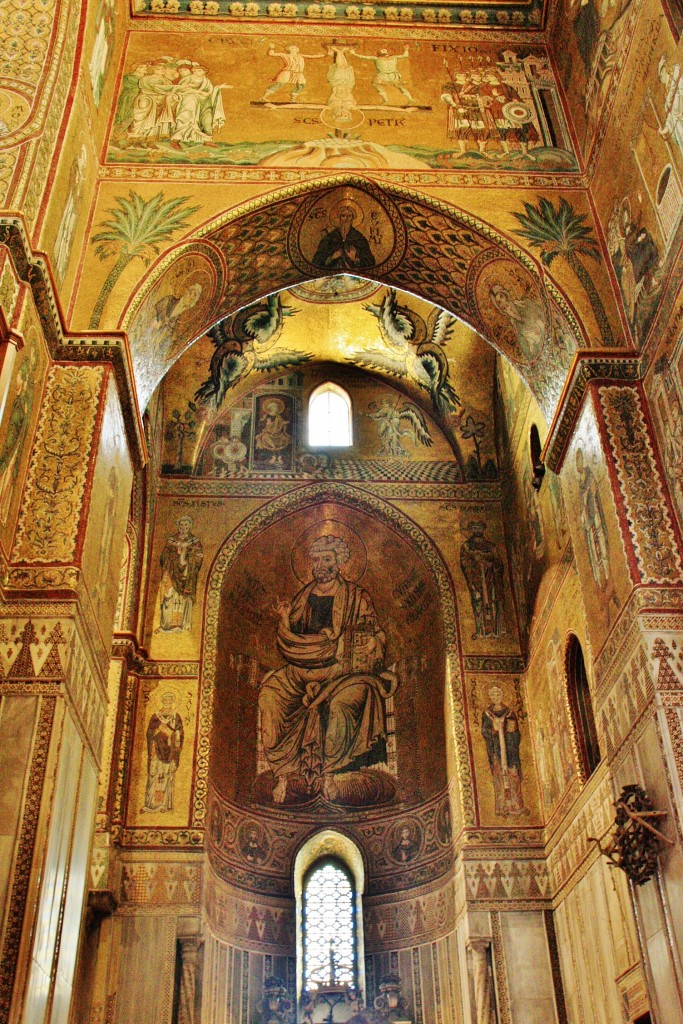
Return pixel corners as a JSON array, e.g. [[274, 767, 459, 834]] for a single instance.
[[308, 383, 352, 447]]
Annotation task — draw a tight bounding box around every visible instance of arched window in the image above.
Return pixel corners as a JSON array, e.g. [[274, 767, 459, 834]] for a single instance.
[[565, 634, 601, 781], [294, 831, 365, 1004], [529, 423, 542, 470], [303, 858, 356, 990], [529, 423, 545, 489], [308, 383, 352, 447]]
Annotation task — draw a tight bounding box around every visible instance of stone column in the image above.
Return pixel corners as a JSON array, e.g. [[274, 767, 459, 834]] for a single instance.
[[177, 936, 202, 1024], [467, 939, 496, 1024]]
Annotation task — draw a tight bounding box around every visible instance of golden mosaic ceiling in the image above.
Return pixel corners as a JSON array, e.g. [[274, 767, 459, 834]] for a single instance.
[[156, 280, 499, 480]]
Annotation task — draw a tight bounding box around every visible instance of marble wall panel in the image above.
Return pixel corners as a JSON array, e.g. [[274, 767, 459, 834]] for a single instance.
[[0, 696, 38, 949], [499, 911, 557, 1024], [629, 713, 683, 980], [553, 854, 640, 1024], [201, 925, 465, 1024], [23, 711, 83, 1024], [50, 753, 97, 1024], [108, 914, 177, 1024]]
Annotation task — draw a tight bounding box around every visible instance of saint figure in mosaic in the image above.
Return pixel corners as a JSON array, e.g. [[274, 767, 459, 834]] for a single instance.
[[575, 447, 609, 588], [158, 516, 203, 632], [258, 533, 396, 804], [481, 685, 526, 817], [142, 692, 184, 812], [460, 522, 507, 639]]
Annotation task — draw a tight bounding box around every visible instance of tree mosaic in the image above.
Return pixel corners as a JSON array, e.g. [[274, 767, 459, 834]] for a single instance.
[[513, 196, 614, 346], [89, 191, 201, 328]]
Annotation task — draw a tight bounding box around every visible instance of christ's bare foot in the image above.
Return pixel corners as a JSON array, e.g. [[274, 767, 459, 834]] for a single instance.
[[322, 774, 338, 801], [273, 777, 288, 803]]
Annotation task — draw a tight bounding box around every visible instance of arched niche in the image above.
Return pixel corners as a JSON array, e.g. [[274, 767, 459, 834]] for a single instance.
[[212, 497, 447, 809], [200, 482, 464, 899], [122, 177, 593, 420]]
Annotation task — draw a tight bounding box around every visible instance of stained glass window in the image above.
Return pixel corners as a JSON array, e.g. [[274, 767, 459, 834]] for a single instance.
[[308, 383, 353, 447], [303, 859, 356, 989]]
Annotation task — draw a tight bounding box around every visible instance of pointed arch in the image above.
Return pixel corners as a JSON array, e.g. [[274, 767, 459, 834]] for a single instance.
[[121, 176, 595, 421]]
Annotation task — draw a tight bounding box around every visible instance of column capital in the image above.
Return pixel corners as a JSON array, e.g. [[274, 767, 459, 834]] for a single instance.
[[467, 937, 492, 955]]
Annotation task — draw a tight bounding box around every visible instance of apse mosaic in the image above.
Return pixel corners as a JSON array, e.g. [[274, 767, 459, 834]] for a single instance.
[[205, 785, 454, 895], [210, 501, 448, 811], [106, 35, 577, 173], [9, 0, 683, 1016]]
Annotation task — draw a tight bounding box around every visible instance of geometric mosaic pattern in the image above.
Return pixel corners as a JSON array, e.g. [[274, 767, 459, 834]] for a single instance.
[[597, 384, 683, 584]]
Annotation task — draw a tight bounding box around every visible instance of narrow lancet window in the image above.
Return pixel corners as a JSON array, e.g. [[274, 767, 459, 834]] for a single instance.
[[566, 634, 601, 781], [308, 383, 352, 447], [303, 859, 356, 990]]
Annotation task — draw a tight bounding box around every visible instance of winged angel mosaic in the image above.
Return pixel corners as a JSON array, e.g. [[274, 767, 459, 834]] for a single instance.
[[354, 288, 460, 417], [195, 293, 312, 409]]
